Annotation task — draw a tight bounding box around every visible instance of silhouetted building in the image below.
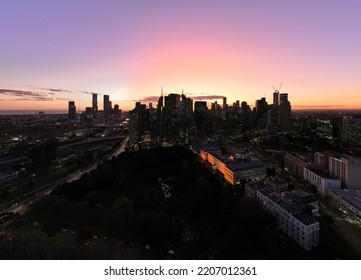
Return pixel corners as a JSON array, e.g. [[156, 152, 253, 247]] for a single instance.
[[255, 97, 268, 128], [114, 104, 121, 119], [331, 115, 347, 139], [103, 94, 110, 124], [129, 102, 146, 145], [92, 93, 98, 114], [68, 101, 76, 120], [278, 93, 291, 131], [223, 97, 227, 110]]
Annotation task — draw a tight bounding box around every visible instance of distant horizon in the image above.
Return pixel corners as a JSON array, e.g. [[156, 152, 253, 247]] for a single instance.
[[1, 106, 361, 116]]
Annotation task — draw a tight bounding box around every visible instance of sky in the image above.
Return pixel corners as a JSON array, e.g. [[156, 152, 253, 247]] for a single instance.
[[0, 0, 361, 111]]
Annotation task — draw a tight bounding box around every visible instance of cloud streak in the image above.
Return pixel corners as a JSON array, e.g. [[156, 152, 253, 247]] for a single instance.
[[0, 89, 54, 101], [293, 105, 345, 108], [25, 85, 72, 93], [79, 90, 103, 96], [191, 95, 225, 101]]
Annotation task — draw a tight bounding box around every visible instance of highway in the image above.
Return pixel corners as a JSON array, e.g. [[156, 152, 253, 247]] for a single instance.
[[2, 135, 129, 215]]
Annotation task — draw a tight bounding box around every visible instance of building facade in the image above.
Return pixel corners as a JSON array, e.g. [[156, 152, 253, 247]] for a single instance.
[[200, 149, 266, 185], [328, 154, 361, 189], [284, 152, 310, 178], [256, 189, 320, 251], [330, 189, 361, 220], [303, 168, 341, 196], [68, 101, 76, 120]]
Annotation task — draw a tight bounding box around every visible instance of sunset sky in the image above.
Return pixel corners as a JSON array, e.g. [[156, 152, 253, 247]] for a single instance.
[[0, 0, 360, 111]]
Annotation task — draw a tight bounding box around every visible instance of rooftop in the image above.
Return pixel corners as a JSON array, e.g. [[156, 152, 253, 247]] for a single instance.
[[293, 212, 318, 226], [246, 181, 270, 191], [265, 177, 288, 185], [207, 150, 265, 172], [331, 188, 361, 210], [228, 161, 265, 172], [306, 168, 339, 180], [258, 189, 316, 214]]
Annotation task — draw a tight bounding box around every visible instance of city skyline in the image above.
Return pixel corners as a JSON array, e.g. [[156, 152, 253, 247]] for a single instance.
[[1, 0, 361, 111]]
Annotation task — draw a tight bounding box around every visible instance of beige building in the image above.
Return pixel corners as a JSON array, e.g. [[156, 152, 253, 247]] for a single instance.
[[315, 152, 361, 189], [284, 152, 310, 178], [200, 149, 266, 185]]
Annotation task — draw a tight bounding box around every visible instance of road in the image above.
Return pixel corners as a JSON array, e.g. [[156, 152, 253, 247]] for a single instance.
[[2, 135, 129, 215]]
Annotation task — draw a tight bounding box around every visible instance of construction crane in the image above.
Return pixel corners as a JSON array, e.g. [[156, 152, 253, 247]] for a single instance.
[[272, 82, 282, 93]]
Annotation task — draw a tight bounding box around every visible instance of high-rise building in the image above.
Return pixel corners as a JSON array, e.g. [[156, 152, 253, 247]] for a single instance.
[[68, 101, 76, 120], [223, 97, 227, 110], [92, 93, 98, 114], [278, 93, 291, 131], [328, 153, 361, 189], [331, 115, 347, 139], [194, 101, 209, 136], [180, 94, 193, 121], [103, 94, 110, 124], [114, 104, 121, 119], [255, 97, 268, 128], [273, 91, 279, 106], [129, 102, 146, 145], [164, 93, 181, 116]]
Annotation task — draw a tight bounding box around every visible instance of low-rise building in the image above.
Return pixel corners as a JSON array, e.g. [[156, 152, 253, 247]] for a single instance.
[[284, 152, 310, 178], [330, 189, 361, 220], [264, 177, 289, 193], [200, 148, 266, 185], [256, 189, 319, 251], [303, 168, 341, 196], [245, 177, 289, 199], [245, 181, 271, 200]]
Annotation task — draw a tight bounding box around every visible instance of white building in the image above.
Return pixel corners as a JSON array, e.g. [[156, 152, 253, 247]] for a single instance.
[[256, 189, 319, 251], [303, 168, 341, 196]]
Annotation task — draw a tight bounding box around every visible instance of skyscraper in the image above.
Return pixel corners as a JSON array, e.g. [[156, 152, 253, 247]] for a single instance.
[[68, 101, 76, 120], [92, 93, 98, 114], [223, 97, 227, 110], [255, 97, 268, 128], [278, 93, 291, 130], [103, 94, 110, 124]]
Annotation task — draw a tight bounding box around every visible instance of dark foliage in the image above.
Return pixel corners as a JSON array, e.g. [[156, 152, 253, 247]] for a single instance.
[[24, 145, 296, 259]]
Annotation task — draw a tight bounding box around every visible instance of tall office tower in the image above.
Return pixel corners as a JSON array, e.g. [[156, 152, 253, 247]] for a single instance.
[[92, 93, 98, 114], [255, 97, 268, 128], [223, 97, 227, 110], [129, 102, 146, 145], [68, 101, 76, 120], [114, 104, 121, 119], [157, 94, 163, 118], [103, 94, 110, 124], [165, 93, 181, 114], [267, 90, 280, 130], [278, 93, 291, 131], [273, 90, 279, 106], [163, 93, 181, 140], [180, 94, 193, 120], [331, 115, 347, 139], [194, 101, 209, 136]]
